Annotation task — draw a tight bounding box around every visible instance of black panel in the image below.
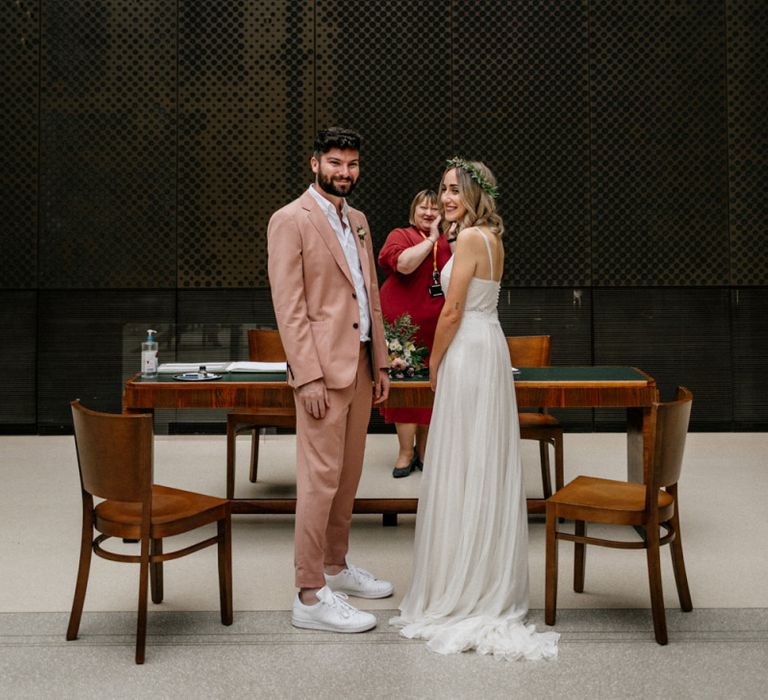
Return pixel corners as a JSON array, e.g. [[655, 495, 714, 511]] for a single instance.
[[732, 288, 768, 426], [177, 0, 314, 288], [0, 292, 36, 427], [452, 0, 591, 287], [315, 0, 452, 252], [591, 1, 729, 286], [176, 288, 276, 361], [593, 288, 732, 429], [0, 0, 38, 289], [39, 1, 176, 288], [500, 287, 593, 429], [499, 288, 593, 365], [37, 290, 175, 431], [170, 289, 277, 426], [727, 1, 768, 285]]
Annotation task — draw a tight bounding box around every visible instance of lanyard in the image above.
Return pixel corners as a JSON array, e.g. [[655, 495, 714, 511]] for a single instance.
[[418, 230, 439, 274]]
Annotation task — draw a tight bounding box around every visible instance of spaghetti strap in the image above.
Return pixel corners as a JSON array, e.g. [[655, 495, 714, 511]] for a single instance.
[[479, 230, 494, 280]]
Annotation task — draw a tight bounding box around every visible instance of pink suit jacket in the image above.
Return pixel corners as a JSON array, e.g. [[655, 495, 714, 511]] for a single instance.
[[267, 189, 389, 390]]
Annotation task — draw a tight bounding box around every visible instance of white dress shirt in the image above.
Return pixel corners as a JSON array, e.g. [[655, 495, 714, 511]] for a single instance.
[[307, 185, 371, 341]]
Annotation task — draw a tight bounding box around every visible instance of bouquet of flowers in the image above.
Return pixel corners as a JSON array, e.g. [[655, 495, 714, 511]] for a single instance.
[[384, 313, 428, 379]]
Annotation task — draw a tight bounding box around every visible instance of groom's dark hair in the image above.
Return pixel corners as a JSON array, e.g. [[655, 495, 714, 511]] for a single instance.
[[313, 127, 362, 157]]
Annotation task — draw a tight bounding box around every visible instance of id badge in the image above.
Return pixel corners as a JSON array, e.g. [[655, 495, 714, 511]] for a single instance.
[[428, 270, 444, 298]]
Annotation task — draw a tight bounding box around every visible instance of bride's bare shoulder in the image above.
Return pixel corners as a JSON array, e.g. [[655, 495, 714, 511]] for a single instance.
[[457, 226, 499, 250], [455, 226, 486, 244]]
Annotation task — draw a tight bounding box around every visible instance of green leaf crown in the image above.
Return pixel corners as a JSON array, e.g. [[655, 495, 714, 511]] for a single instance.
[[445, 157, 498, 199]]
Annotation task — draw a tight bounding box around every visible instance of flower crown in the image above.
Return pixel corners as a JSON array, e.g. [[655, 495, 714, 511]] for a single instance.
[[445, 157, 498, 199]]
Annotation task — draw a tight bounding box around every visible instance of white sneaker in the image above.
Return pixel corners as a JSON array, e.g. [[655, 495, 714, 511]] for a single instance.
[[324, 564, 394, 599], [291, 586, 377, 633]]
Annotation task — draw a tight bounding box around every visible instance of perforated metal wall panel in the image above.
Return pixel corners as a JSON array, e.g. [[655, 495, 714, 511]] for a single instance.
[[177, 0, 314, 288], [727, 1, 768, 285], [3, 1, 768, 431], [452, 0, 591, 287], [593, 288, 732, 429], [314, 0, 452, 251], [38, 1, 177, 289], [590, 1, 730, 286], [0, 0, 38, 289]]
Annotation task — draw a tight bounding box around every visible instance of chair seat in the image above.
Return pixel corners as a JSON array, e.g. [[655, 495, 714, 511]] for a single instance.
[[95, 485, 229, 539], [518, 412, 561, 429], [548, 475, 674, 525]]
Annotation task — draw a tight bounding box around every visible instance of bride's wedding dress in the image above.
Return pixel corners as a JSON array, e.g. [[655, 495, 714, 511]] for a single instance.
[[391, 232, 559, 660]]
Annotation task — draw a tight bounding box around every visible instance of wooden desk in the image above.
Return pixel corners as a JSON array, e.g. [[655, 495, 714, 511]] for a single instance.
[[123, 367, 657, 516]]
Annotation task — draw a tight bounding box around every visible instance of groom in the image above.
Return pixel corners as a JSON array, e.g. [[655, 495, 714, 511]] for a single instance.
[[267, 127, 393, 633]]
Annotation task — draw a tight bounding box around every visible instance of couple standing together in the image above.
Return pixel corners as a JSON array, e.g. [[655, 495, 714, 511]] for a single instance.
[[267, 127, 558, 660]]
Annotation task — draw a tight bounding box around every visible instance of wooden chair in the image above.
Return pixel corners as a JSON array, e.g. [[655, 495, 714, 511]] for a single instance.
[[506, 335, 564, 498], [226, 329, 295, 498], [68, 401, 233, 664], [544, 387, 694, 645]]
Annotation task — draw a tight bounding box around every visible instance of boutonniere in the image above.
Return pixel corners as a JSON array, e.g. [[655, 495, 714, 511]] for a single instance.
[[356, 226, 367, 243]]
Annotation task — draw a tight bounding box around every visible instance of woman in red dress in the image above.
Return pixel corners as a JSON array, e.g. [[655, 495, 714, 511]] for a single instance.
[[378, 190, 455, 477]]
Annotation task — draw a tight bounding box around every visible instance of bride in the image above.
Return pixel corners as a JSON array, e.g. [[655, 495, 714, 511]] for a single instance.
[[390, 159, 559, 660]]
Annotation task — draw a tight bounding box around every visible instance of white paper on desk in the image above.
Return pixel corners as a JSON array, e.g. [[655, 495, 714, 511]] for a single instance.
[[157, 362, 232, 373], [228, 361, 287, 373]]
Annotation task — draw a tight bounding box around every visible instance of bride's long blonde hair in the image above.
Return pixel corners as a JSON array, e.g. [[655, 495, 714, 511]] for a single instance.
[[440, 160, 504, 237]]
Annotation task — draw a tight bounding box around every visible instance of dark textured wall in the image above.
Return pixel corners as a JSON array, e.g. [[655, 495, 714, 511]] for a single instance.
[[1, 1, 766, 432]]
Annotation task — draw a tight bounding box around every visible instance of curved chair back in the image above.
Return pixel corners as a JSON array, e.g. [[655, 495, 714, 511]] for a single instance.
[[653, 387, 693, 489], [248, 328, 286, 362], [71, 400, 153, 503], [506, 335, 552, 367]]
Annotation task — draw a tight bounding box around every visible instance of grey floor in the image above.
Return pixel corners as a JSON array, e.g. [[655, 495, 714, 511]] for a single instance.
[[2, 432, 767, 698]]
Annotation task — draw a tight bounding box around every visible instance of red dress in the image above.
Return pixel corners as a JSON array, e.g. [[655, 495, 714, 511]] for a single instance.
[[378, 227, 452, 424]]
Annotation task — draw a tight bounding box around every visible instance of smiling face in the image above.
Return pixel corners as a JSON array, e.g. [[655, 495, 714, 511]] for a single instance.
[[311, 147, 360, 198], [440, 168, 467, 222], [412, 197, 439, 232]]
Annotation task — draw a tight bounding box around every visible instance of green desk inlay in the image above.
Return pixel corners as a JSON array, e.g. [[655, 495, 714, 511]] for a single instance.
[[515, 367, 648, 382]]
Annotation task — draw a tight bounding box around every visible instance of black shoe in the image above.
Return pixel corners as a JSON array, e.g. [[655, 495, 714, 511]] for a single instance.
[[412, 453, 423, 471], [392, 461, 414, 478]]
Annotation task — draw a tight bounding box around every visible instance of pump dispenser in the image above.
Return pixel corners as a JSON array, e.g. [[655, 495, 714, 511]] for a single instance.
[[141, 329, 158, 377]]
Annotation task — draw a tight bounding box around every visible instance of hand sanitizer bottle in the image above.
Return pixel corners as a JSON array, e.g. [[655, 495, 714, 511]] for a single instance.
[[141, 329, 158, 378]]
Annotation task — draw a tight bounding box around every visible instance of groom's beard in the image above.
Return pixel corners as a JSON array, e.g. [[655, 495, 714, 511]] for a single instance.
[[317, 171, 358, 198]]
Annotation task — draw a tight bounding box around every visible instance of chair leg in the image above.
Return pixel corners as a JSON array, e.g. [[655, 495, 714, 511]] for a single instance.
[[668, 488, 693, 611], [544, 502, 559, 625], [136, 538, 150, 664], [574, 520, 586, 593], [66, 504, 94, 641], [218, 515, 233, 626], [248, 428, 260, 483], [553, 431, 564, 492], [226, 420, 237, 500], [645, 524, 668, 645], [150, 539, 164, 604], [538, 440, 552, 499]]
